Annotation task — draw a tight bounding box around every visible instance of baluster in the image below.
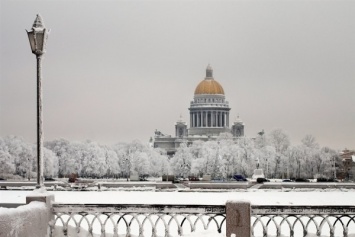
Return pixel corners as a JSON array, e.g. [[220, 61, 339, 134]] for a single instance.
[[343, 227, 348, 237], [113, 226, 118, 237], [63, 224, 68, 236], [330, 228, 334, 237], [100, 223, 105, 237]]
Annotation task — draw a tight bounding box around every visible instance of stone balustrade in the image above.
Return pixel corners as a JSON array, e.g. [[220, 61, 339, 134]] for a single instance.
[[2, 192, 355, 237]]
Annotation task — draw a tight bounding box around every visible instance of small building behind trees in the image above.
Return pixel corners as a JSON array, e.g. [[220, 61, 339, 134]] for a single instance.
[[340, 149, 355, 181]]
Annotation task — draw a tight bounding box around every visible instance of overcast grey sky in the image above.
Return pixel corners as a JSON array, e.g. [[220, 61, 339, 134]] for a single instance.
[[0, 0, 354, 150]]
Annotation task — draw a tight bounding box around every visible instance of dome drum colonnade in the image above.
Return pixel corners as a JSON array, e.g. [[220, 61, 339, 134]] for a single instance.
[[190, 110, 229, 128]]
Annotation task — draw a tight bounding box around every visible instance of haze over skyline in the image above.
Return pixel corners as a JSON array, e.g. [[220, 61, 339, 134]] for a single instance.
[[1, 0, 354, 150]]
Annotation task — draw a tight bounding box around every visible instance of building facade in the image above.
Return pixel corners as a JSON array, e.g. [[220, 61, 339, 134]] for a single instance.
[[153, 65, 244, 156]]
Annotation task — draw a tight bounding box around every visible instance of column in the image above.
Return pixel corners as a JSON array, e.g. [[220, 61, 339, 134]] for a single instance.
[[205, 111, 208, 127], [207, 111, 210, 127], [224, 112, 226, 127], [222, 112, 224, 127], [211, 111, 215, 127], [192, 112, 195, 127], [216, 112, 219, 127], [199, 112, 201, 127], [227, 112, 229, 127], [204, 111, 206, 127], [200, 111, 203, 127], [210, 111, 213, 127], [196, 112, 198, 127]]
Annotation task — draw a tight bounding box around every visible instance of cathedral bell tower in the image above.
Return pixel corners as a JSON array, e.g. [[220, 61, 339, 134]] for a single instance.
[[231, 116, 244, 137], [175, 115, 188, 138]]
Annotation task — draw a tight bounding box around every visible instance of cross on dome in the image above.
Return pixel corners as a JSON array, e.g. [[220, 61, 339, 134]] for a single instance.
[[206, 64, 213, 78], [234, 115, 244, 124]]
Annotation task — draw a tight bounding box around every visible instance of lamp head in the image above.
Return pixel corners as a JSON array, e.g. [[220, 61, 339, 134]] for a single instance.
[[26, 14, 49, 55]]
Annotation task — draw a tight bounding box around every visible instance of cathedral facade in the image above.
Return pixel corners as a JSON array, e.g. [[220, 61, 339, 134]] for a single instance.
[[153, 65, 245, 156]]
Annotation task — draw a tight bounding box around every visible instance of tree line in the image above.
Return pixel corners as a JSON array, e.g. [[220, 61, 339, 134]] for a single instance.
[[0, 129, 342, 180]]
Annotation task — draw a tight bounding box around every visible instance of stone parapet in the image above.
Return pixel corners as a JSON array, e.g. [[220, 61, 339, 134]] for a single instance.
[[226, 200, 251, 237], [0, 202, 48, 237]]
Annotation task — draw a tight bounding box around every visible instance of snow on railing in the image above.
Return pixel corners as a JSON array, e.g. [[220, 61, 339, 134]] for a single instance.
[[251, 205, 355, 237], [51, 204, 226, 237], [50, 203, 355, 237], [0, 201, 48, 237]]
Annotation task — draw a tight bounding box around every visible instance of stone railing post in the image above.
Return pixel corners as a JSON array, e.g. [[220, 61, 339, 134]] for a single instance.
[[226, 200, 251, 237], [26, 189, 55, 236]]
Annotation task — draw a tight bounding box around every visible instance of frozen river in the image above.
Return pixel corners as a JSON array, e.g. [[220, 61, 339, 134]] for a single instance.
[[1, 189, 355, 206]]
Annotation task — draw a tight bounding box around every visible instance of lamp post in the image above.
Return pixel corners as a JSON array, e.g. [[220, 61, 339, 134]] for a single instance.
[[26, 14, 49, 189], [124, 158, 131, 181], [333, 156, 337, 180], [124, 147, 132, 181]]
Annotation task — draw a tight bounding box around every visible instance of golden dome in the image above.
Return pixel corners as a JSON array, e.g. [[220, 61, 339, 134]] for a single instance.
[[194, 64, 224, 95], [194, 79, 224, 95]]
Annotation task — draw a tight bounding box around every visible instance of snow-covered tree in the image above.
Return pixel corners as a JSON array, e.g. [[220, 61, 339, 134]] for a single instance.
[[236, 137, 257, 177], [131, 151, 150, 176], [189, 140, 204, 159], [219, 137, 239, 179], [268, 129, 290, 178], [0, 150, 15, 178], [1, 136, 35, 179], [45, 139, 77, 177], [298, 135, 320, 178], [80, 141, 107, 178], [199, 141, 220, 178], [287, 146, 302, 179], [170, 142, 192, 178], [43, 148, 59, 178], [1, 130, 342, 180], [103, 146, 120, 178], [148, 148, 169, 177], [257, 145, 276, 178], [268, 129, 290, 154], [112, 142, 128, 177], [191, 157, 206, 177], [302, 135, 319, 149]]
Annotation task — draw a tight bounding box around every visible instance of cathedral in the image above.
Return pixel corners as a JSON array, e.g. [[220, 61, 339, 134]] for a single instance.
[[153, 65, 245, 156]]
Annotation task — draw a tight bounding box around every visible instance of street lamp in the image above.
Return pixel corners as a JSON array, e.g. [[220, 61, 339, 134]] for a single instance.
[[26, 14, 49, 189]]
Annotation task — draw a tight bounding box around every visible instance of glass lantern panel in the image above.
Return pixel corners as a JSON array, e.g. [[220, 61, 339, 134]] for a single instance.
[[35, 32, 45, 51], [27, 31, 36, 52]]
